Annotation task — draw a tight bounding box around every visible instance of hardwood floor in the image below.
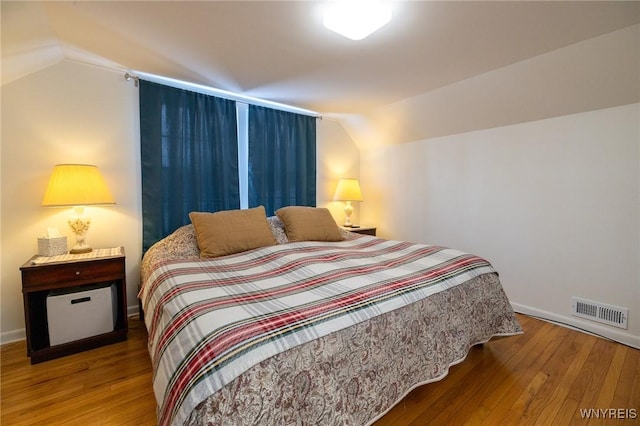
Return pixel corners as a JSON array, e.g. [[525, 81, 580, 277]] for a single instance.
[[1, 318, 156, 426], [376, 315, 639, 425], [1, 314, 638, 425]]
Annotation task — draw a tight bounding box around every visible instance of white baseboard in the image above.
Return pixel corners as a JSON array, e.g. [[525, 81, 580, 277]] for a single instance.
[[127, 304, 140, 319], [511, 302, 640, 350], [0, 328, 26, 345], [1, 304, 141, 346]]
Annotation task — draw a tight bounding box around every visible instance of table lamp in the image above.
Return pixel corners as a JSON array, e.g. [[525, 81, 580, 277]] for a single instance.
[[42, 164, 115, 254], [333, 178, 363, 227]]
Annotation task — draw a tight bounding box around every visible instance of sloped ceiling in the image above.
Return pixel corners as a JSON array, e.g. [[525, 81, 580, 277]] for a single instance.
[[2, 1, 639, 147]]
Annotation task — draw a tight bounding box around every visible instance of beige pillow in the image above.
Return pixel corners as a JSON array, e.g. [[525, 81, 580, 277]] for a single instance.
[[276, 206, 343, 242], [189, 206, 277, 258]]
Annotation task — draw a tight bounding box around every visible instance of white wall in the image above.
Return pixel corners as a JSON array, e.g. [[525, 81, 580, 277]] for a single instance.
[[361, 103, 640, 348], [317, 117, 362, 225], [343, 24, 639, 149], [0, 60, 360, 343], [1, 60, 142, 342]]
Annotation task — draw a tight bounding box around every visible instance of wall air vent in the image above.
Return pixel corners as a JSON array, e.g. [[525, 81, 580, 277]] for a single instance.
[[571, 297, 628, 329]]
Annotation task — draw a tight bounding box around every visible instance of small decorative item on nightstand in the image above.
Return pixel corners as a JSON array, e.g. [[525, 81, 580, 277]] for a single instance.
[[37, 233, 67, 256]]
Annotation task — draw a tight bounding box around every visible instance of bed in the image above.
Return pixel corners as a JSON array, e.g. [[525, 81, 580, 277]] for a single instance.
[[139, 206, 522, 425]]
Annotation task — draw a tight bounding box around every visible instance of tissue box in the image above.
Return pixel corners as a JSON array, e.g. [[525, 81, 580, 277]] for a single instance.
[[38, 236, 68, 256]]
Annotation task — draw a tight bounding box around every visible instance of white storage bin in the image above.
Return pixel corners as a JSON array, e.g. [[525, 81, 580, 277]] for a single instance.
[[47, 283, 116, 346]]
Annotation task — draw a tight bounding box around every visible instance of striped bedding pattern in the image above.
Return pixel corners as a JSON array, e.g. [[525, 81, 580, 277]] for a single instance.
[[140, 236, 497, 425]]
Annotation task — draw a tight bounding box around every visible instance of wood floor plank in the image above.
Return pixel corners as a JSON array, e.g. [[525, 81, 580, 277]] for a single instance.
[[501, 370, 550, 425], [478, 320, 571, 425], [503, 328, 581, 424], [423, 335, 537, 425], [629, 349, 640, 409], [466, 320, 561, 423], [594, 344, 628, 409], [534, 331, 596, 425], [605, 346, 640, 425], [1, 314, 638, 425], [1, 318, 156, 426]]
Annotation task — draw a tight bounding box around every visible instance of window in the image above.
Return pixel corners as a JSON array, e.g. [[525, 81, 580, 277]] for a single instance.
[[139, 78, 317, 251]]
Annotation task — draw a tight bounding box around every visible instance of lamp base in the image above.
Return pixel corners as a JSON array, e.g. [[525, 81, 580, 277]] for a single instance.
[[343, 201, 355, 228], [69, 247, 93, 254], [68, 210, 93, 254], [70, 244, 92, 254]]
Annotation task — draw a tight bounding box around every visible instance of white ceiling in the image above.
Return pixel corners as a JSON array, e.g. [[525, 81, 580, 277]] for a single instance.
[[2, 1, 639, 144]]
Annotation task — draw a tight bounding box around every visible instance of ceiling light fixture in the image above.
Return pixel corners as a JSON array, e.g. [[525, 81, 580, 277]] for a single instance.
[[323, 1, 392, 41]]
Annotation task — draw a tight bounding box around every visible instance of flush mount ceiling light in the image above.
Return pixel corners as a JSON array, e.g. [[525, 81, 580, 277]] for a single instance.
[[323, 1, 392, 41]]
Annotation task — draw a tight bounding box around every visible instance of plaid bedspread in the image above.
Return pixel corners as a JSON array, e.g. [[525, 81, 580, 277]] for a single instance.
[[140, 237, 497, 425]]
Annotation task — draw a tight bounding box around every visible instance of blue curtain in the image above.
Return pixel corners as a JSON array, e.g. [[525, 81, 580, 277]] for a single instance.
[[139, 80, 240, 252], [248, 105, 316, 215]]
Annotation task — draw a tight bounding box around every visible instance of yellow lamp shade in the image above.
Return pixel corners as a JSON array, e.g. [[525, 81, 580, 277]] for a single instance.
[[333, 178, 363, 202], [42, 164, 115, 207]]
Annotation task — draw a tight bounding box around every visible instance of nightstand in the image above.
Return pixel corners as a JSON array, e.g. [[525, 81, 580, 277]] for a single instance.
[[19, 248, 128, 364], [341, 226, 377, 236]]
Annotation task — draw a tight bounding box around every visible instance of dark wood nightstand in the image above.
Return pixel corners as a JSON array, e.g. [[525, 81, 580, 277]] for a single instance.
[[19, 248, 128, 364], [341, 226, 377, 236]]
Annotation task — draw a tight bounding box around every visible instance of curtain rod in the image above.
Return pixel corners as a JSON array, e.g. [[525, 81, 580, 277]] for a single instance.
[[124, 72, 139, 87], [124, 71, 322, 119]]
